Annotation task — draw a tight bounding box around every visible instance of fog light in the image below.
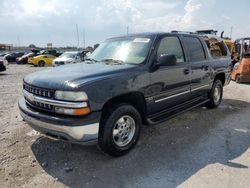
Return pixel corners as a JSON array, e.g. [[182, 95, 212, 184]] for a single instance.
[[55, 107, 90, 116]]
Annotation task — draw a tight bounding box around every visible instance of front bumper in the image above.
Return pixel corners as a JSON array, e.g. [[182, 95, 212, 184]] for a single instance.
[[18, 97, 101, 144], [0, 63, 6, 72]]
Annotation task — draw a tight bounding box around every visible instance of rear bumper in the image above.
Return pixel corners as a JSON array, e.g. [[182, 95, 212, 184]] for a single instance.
[[18, 97, 101, 144]]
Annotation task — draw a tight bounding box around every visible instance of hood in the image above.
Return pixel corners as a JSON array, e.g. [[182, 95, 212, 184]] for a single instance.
[[24, 62, 136, 90], [53, 57, 73, 62]]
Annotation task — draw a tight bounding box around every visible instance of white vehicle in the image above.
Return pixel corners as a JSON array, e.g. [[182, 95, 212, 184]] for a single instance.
[[52, 51, 82, 66]]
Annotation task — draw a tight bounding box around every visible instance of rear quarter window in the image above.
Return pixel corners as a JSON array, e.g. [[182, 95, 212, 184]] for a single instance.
[[204, 38, 228, 58]]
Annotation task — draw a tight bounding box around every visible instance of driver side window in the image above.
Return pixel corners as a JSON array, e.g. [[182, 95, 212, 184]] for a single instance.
[[157, 36, 185, 63]]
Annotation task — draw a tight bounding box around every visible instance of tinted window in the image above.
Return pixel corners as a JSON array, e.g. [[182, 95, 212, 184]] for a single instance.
[[184, 37, 206, 62], [157, 36, 185, 63]]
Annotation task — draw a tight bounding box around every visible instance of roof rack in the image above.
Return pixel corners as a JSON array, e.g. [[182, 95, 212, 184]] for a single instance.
[[171, 30, 198, 34], [196, 29, 218, 35]]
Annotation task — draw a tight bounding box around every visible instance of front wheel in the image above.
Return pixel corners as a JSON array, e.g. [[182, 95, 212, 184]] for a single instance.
[[98, 104, 141, 157], [38, 60, 45, 67], [206, 80, 223, 109]]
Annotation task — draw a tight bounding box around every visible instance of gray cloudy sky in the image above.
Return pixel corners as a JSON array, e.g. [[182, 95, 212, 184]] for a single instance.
[[0, 0, 250, 47]]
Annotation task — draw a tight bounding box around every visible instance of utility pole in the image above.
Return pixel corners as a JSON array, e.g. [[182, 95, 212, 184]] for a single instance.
[[230, 26, 233, 39], [76, 24, 79, 49], [17, 36, 20, 51], [126, 26, 129, 35], [82, 29, 85, 49]]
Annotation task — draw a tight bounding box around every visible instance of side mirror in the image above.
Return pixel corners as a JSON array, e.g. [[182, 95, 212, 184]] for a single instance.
[[157, 54, 177, 66]]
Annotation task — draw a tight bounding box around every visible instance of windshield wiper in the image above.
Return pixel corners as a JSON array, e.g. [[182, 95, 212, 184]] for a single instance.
[[101, 58, 124, 65], [85, 58, 98, 63]]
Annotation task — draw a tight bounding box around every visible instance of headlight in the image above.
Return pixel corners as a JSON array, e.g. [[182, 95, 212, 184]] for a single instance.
[[55, 91, 88, 101]]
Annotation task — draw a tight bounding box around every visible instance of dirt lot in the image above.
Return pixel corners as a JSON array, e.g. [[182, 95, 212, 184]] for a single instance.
[[0, 64, 250, 188]]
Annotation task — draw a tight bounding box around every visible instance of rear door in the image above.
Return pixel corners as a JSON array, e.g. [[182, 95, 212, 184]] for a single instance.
[[148, 35, 191, 114], [182, 36, 210, 96]]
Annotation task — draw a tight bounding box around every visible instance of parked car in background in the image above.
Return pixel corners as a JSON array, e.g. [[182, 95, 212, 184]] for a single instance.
[[40, 50, 61, 57], [52, 51, 82, 66], [0, 57, 8, 72], [231, 37, 250, 83], [17, 53, 36, 64], [19, 32, 231, 156], [5, 52, 25, 62], [0, 52, 9, 57], [28, 54, 56, 67]]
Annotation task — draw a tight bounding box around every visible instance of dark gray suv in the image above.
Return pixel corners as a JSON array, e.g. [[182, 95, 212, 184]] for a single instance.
[[19, 32, 231, 156]]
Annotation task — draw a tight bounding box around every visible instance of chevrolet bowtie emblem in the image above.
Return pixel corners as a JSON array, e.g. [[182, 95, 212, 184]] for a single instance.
[[24, 90, 35, 102], [27, 93, 35, 102]]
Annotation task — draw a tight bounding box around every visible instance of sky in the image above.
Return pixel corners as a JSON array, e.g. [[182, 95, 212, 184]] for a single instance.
[[0, 0, 250, 47]]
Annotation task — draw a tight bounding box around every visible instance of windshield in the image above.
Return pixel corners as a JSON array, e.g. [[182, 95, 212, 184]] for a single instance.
[[88, 37, 152, 64], [59, 52, 78, 58]]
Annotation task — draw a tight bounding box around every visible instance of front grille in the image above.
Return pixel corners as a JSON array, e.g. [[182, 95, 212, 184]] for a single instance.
[[26, 100, 54, 112], [23, 83, 55, 112], [23, 83, 54, 98], [33, 101, 53, 110]]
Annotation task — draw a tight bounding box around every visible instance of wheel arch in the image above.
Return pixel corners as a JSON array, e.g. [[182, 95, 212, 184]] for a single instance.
[[101, 92, 148, 124], [214, 72, 226, 85]]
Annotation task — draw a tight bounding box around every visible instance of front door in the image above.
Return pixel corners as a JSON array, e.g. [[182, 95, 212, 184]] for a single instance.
[[148, 35, 191, 115]]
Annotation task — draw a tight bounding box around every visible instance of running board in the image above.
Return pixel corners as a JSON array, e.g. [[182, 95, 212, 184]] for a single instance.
[[147, 98, 209, 125]]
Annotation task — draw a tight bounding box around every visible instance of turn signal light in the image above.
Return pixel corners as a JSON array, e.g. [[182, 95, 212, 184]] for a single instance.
[[74, 107, 91, 116]]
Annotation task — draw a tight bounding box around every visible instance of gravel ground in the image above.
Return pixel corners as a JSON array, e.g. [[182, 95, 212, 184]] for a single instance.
[[0, 64, 250, 188]]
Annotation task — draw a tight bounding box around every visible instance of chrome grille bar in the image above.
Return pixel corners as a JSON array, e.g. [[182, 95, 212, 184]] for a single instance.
[[23, 90, 87, 108]]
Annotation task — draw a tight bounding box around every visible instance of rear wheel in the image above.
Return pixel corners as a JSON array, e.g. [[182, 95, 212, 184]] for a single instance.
[[206, 79, 223, 109], [38, 60, 45, 67], [98, 104, 141, 157], [236, 75, 241, 83]]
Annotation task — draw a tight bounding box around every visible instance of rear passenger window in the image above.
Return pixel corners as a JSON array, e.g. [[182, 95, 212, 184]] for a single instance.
[[184, 37, 206, 62], [157, 36, 185, 63]]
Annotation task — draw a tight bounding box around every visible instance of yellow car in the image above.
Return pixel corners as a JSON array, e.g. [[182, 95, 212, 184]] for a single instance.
[[28, 54, 56, 67]]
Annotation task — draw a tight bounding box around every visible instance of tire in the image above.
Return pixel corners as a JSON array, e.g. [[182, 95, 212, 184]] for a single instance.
[[38, 60, 45, 67], [236, 75, 241, 83], [206, 79, 223, 109], [98, 104, 141, 157]]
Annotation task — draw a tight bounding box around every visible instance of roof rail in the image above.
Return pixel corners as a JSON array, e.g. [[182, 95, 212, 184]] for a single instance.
[[171, 30, 198, 34]]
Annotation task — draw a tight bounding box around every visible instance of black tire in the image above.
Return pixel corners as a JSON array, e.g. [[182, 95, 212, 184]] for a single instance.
[[236, 75, 241, 83], [38, 60, 45, 67], [206, 79, 223, 109], [98, 104, 141, 157]]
